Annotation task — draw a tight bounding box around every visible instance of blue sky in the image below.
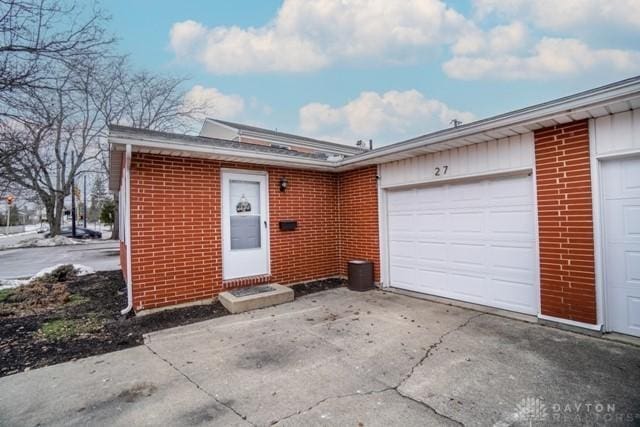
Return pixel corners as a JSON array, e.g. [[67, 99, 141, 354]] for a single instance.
[[106, 0, 640, 146]]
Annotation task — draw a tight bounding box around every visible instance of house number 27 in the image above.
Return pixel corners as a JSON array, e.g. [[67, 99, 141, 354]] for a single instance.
[[434, 165, 448, 176]]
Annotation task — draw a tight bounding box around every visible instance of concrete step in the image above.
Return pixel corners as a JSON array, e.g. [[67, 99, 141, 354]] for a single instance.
[[219, 283, 294, 314]]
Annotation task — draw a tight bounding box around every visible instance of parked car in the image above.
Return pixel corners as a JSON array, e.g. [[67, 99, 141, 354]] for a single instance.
[[44, 227, 102, 239]]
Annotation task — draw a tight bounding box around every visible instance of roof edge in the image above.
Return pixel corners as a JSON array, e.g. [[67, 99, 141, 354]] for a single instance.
[[341, 74, 640, 166], [205, 118, 366, 155]]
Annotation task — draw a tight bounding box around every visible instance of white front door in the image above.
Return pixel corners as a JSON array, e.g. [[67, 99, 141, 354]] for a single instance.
[[222, 171, 269, 280], [386, 174, 538, 315], [602, 157, 640, 337]]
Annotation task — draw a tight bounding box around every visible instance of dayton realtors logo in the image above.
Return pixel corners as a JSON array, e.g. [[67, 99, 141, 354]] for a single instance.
[[515, 397, 548, 424], [511, 397, 639, 425]]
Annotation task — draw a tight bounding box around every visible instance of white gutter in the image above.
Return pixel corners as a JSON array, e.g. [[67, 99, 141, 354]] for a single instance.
[[121, 144, 133, 315]]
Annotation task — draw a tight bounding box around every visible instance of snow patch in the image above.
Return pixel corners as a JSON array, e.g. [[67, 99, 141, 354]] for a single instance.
[[0, 235, 84, 250], [31, 263, 94, 280], [0, 279, 29, 289], [22, 236, 82, 247], [0, 264, 95, 290]]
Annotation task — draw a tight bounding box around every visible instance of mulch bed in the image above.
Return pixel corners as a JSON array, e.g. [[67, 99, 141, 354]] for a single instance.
[[0, 271, 345, 377], [292, 277, 345, 297]]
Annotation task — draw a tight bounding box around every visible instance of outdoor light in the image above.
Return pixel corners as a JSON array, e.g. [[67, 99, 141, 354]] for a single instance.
[[279, 176, 288, 192]]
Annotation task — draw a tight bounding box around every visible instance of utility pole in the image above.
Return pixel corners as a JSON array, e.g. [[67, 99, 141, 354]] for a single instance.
[[71, 151, 76, 238], [83, 175, 87, 228]]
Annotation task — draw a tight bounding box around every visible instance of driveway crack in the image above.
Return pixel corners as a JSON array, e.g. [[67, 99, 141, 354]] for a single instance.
[[396, 312, 484, 390], [144, 343, 255, 426], [391, 388, 464, 426], [271, 313, 482, 426], [270, 387, 393, 426]]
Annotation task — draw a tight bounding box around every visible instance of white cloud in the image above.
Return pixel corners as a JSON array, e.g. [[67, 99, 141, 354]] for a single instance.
[[169, 20, 208, 56], [299, 90, 476, 145], [170, 0, 640, 82], [444, 37, 640, 80], [473, 0, 640, 31], [452, 21, 528, 56], [183, 85, 245, 119], [169, 0, 472, 73]]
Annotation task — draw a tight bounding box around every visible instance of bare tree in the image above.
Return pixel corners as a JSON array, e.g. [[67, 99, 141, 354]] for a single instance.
[[0, 58, 110, 235], [93, 60, 209, 239], [0, 0, 113, 92], [0, 0, 209, 237]]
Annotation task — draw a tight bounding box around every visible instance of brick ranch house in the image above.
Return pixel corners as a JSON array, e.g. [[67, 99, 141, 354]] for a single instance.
[[109, 76, 640, 337]]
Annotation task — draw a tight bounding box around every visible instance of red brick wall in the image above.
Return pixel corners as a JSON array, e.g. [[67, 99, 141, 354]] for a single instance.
[[130, 155, 220, 310], [534, 120, 597, 324], [129, 154, 348, 310], [267, 167, 340, 284], [337, 166, 380, 282]]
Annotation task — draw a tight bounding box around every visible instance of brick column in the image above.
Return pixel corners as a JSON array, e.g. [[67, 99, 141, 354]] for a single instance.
[[338, 166, 380, 282], [534, 120, 597, 324]]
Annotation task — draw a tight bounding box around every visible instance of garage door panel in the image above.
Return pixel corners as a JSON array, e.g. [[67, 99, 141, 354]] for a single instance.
[[449, 211, 485, 234], [388, 191, 416, 212], [622, 159, 640, 194], [490, 279, 537, 313], [449, 243, 485, 267], [389, 265, 415, 286], [388, 212, 413, 230], [415, 269, 447, 292], [415, 212, 446, 232], [387, 174, 537, 316], [490, 267, 535, 289], [490, 244, 536, 273], [607, 293, 640, 336], [389, 240, 415, 258], [448, 181, 485, 203], [602, 157, 640, 337], [626, 297, 640, 333], [625, 251, 640, 284], [415, 241, 447, 262], [488, 175, 533, 205], [447, 272, 486, 300], [488, 209, 535, 238], [602, 201, 640, 242], [603, 159, 640, 198], [415, 186, 446, 206]]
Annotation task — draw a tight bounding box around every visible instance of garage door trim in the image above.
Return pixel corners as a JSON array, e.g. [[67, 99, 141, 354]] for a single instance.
[[379, 166, 533, 190]]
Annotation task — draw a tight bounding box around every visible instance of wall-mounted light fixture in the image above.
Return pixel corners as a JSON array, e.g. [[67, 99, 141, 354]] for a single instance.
[[279, 176, 288, 192]]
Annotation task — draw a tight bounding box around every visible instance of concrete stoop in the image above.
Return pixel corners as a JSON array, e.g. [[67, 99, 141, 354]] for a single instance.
[[219, 283, 294, 314]]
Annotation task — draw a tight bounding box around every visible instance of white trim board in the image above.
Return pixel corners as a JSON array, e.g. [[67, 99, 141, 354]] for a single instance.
[[537, 314, 603, 332]]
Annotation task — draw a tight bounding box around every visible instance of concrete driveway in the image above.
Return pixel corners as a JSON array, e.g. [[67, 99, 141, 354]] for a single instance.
[[1, 288, 639, 426]]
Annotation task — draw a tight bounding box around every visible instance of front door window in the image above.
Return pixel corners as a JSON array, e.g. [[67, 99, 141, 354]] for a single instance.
[[230, 180, 260, 250]]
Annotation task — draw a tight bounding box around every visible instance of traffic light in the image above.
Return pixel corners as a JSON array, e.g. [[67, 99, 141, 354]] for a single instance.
[[6, 195, 14, 205]]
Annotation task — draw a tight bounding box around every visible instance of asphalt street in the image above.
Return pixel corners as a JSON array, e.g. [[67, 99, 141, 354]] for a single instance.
[[0, 241, 120, 279]]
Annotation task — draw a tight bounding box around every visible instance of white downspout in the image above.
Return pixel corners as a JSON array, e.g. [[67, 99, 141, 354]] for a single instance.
[[121, 144, 133, 315]]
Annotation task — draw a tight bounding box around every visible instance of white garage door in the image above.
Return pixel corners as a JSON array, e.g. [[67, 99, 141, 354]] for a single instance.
[[602, 157, 640, 337], [387, 174, 538, 315]]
